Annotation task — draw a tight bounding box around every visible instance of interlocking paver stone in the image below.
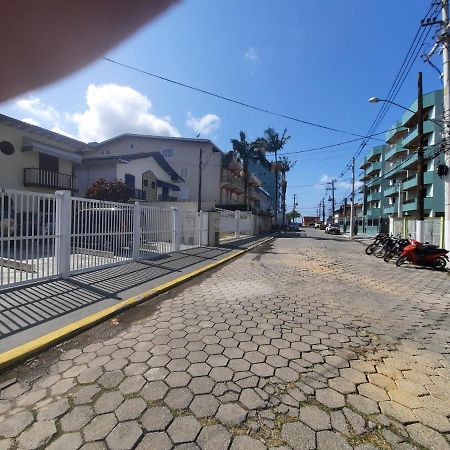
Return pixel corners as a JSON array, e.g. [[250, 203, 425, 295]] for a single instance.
[[197, 424, 232, 450], [94, 391, 124, 414], [61, 406, 94, 432], [299, 405, 331, 431], [379, 401, 417, 424], [347, 394, 380, 415], [358, 383, 389, 402], [239, 389, 266, 410], [281, 421, 316, 449], [141, 406, 173, 432], [230, 435, 266, 450], [106, 421, 143, 450], [317, 430, 352, 450], [140, 380, 169, 401], [315, 388, 345, 409], [167, 415, 201, 444], [215, 403, 247, 426], [406, 423, 450, 450], [83, 413, 117, 441], [164, 387, 194, 409], [16, 420, 57, 449], [136, 432, 171, 450], [115, 398, 146, 421], [47, 432, 83, 450], [37, 398, 70, 420], [189, 394, 220, 417]]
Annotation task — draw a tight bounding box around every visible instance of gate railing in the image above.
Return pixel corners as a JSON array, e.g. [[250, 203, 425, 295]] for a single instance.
[[1, 188, 207, 290], [390, 217, 445, 246], [216, 208, 255, 241]]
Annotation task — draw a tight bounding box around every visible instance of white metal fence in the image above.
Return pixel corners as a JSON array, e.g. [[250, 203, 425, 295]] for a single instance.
[[391, 217, 444, 246], [1, 188, 207, 290], [217, 208, 255, 241]]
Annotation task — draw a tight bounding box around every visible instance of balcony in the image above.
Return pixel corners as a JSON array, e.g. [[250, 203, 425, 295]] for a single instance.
[[360, 158, 370, 170], [128, 188, 146, 201], [386, 121, 407, 144], [366, 161, 382, 176], [385, 143, 407, 162], [401, 171, 435, 191], [384, 185, 397, 197], [24, 168, 78, 191], [367, 191, 381, 202], [402, 197, 434, 212], [220, 170, 244, 193], [384, 205, 396, 215], [366, 207, 382, 217], [366, 145, 384, 163], [402, 120, 435, 149]]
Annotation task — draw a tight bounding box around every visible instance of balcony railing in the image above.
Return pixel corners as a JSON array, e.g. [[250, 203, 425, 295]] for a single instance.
[[24, 168, 78, 191]]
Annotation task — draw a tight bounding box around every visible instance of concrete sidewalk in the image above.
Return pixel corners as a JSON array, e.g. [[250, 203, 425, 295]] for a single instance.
[[0, 234, 273, 365]]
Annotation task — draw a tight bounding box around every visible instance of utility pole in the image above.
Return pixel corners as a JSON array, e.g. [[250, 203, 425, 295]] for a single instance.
[[322, 197, 326, 223], [292, 194, 297, 223], [442, 0, 450, 250], [326, 179, 336, 223], [197, 148, 203, 213], [344, 197, 348, 232], [350, 157, 355, 237], [416, 71, 425, 241]]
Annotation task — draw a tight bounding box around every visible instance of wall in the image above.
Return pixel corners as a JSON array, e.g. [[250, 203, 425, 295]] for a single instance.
[[143, 200, 216, 212], [75, 162, 117, 197]]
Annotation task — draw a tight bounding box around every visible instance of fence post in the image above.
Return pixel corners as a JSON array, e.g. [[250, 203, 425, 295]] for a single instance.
[[441, 217, 445, 248], [200, 212, 208, 246], [132, 201, 141, 260], [235, 210, 241, 238], [55, 190, 72, 278], [171, 208, 181, 251], [403, 217, 407, 238]]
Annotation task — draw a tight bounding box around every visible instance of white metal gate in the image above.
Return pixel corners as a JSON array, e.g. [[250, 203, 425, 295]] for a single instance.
[[1, 188, 208, 290]]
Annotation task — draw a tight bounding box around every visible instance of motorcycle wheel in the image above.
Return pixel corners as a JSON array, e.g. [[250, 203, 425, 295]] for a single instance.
[[365, 243, 377, 255], [374, 246, 387, 258], [396, 256, 407, 267], [384, 252, 394, 262], [431, 257, 447, 271]]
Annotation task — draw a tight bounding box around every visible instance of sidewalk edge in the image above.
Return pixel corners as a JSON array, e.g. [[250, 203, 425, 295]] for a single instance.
[[0, 236, 275, 372]]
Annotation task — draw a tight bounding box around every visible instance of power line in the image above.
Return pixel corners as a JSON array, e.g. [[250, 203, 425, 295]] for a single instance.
[[335, 3, 441, 180], [102, 56, 384, 140]]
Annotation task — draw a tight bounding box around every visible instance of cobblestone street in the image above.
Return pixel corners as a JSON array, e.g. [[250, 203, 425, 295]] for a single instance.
[[0, 230, 449, 449]]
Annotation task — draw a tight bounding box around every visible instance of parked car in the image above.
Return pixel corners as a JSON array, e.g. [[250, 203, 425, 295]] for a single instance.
[[325, 224, 341, 235], [314, 222, 322, 229], [16, 212, 40, 236], [288, 223, 300, 231], [319, 223, 327, 230]]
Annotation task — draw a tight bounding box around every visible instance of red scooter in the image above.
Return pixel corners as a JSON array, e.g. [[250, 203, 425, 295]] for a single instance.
[[396, 239, 449, 271]]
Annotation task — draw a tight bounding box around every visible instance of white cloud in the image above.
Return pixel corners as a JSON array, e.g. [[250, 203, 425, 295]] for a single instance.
[[21, 117, 40, 126], [16, 97, 60, 124], [51, 126, 76, 140], [244, 47, 259, 63], [186, 112, 221, 136], [71, 84, 180, 142]]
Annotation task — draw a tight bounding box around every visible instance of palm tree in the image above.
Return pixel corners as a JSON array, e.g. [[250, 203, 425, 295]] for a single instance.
[[230, 131, 265, 210], [258, 127, 291, 225], [277, 156, 296, 226]]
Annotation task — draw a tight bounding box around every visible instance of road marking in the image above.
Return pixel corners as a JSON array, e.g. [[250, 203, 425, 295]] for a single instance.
[[0, 236, 274, 371]]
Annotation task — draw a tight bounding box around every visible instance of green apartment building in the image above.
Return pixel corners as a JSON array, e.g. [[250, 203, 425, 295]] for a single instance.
[[359, 89, 446, 235]]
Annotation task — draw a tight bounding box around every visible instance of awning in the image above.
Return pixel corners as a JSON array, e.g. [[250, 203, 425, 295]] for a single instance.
[[22, 139, 82, 164], [156, 179, 181, 191]]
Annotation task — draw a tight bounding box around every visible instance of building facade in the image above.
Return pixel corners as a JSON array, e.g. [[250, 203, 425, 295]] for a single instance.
[[359, 90, 445, 233], [0, 114, 84, 194]]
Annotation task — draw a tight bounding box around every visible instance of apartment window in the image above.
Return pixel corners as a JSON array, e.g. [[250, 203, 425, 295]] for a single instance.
[[162, 149, 174, 158], [124, 173, 135, 189], [179, 168, 189, 180], [130, 143, 134, 149], [39, 153, 58, 172]]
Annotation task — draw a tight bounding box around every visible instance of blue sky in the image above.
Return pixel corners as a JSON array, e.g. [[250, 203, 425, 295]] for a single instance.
[[0, 0, 443, 217]]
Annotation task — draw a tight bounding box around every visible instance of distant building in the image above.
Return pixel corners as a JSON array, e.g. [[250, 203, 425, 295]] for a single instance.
[[248, 159, 279, 215], [302, 216, 319, 226]]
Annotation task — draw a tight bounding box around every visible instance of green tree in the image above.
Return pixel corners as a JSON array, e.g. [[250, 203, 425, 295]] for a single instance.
[[277, 156, 296, 226], [257, 127, 291, 224], [230, 131, 266, 210], [85, 178, 130, 203], [286, 210, 300, 223]]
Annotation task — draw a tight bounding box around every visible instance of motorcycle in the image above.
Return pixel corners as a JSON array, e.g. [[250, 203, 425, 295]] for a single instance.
[[365, 233, 387, 255], [396, 239, 449, 271]]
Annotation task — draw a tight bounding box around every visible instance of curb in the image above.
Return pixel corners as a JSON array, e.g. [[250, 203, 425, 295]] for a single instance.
[[0, 236, 275, 372]]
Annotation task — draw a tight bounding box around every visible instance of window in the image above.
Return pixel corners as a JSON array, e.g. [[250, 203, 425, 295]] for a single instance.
[[124, 174, 135, 189], [0, 141, 14, 155], [179, 168, 189, 179], [130, 143, 134, 149], [39, 153, 58, 172], [162, 149, 174, 158]]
